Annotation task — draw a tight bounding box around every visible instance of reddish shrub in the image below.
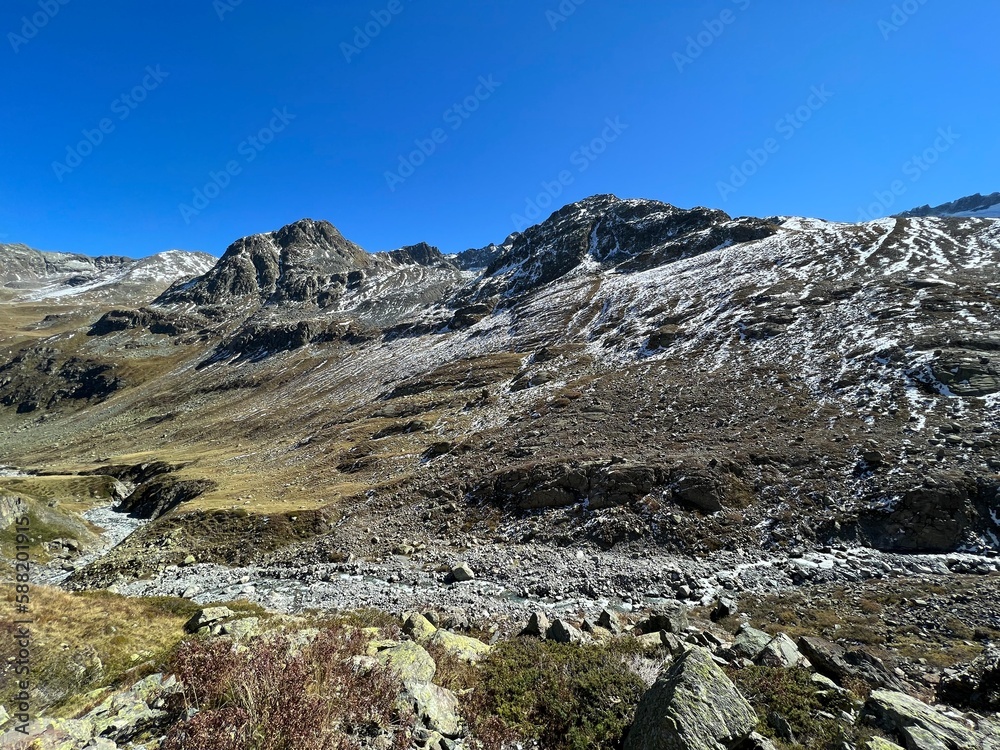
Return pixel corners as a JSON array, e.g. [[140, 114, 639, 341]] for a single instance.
[[162, 627, 412, 750]]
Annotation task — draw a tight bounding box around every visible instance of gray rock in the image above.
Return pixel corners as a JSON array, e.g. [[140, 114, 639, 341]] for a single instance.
[[863, 689, 986, 750], [625, 646, 757, 750], [403, 612, 438, 643], [547, 619, 583, 644], [374, 641, 437, 686], [524, 610, 550, 637], [407, 682, 463, 738], [639, 602, 690, 634], [450, 563, 475, 583], [598, 608, 624, 634], [184, 605, 235, 633], [730, 624, 772, 661], [756, 633, 811, 669]]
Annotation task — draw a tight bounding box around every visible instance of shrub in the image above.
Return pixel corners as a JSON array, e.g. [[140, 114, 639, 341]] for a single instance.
[[464, 638, 647, 750], [728, 665, 874, 750], [162, 627, 412, 750]]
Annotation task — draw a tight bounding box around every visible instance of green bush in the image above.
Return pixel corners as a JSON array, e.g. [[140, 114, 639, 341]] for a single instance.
[[467, 638, 646, 750], [728, 665, 874, 750]]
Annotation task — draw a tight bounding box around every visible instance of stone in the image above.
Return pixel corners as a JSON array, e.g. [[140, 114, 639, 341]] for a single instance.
[[639, 602, 690, 634], [374, 641, 437, 686], [730, 624, 772, 661], [798, 636, 905, 691], [407, 682, 463, 738], [598, 608, 624, 634], [220, 617, 261, 640], [428, 629, 491, 662], [638, 632, 668, 650], [625, 646, 757, 750], [711, 597, 738, 621], [756, 633, 811, 669], [403, 612, 438, 643], [450, 563, 475, 583], [863, 689, 985, 750], [0, 706, 8, 728], [547, 618, 584, 644], [866, 739, 905, 750], [184, 606, 235, 633], [523, 610, 550, 637]]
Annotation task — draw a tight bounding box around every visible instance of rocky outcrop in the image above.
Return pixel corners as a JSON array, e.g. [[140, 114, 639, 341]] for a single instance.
[[862, 689, 997, 750], [118, 476, 216, 520], [625, 646, 757, 750]]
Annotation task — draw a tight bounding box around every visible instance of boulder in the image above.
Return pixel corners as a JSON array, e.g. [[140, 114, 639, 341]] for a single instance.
[[547, 619, 584, 644], [862, 689, 985, 750], [598, 608, 625, 634], [220, 617, 261, 640], [756, 633, 811, 669], [639, 602, 690, 634], [937, 645, 1000, 712], [428, 629, 491, 662], [183, 606, 235, 634], [374, 641, 437, 686], [403, 612, 438, 643], [730, 624, 772, 661], [523, 610, 550, 637], [797, 636, 905, 691], [625, 646, 758, 750], [450, 563, 475, 583], [406, 682, 463, 738]]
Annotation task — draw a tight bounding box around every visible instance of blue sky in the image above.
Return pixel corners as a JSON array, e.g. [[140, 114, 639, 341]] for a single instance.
[[1, 1, 997, 258]]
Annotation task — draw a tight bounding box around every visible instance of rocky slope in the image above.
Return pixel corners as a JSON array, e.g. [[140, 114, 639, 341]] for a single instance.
[[0, 244, 216, 304], [898, 191, 1000, 219]]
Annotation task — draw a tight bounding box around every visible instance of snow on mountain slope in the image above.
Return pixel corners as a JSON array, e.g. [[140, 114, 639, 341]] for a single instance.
[[898, 192, 1000, 220], [0, 244, 216, 304]]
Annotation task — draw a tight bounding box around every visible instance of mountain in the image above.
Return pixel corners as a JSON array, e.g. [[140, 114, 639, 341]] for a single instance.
[[0, 243, 217, 304], [897, 191, 1000, 219], [2, 195, 1000, 749], [0, 194, 995, 571]]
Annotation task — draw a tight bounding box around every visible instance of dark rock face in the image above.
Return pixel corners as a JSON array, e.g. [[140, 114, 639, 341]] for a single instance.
[[88, 309, 201, 337], [797, 636, 906, 691], [118, 476, 217, 519], [897, 191, 1000, 218], [0, 352, 122, 413], [158, 219, 372, 307], [859, 476, 999, 553], [462, 195, 776, 303]]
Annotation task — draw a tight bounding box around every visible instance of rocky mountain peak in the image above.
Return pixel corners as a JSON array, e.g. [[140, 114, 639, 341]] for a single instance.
[[897, 191, 1000, 219]]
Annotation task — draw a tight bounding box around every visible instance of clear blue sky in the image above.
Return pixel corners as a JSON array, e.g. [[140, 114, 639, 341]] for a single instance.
[[2, 1, 997, 258]]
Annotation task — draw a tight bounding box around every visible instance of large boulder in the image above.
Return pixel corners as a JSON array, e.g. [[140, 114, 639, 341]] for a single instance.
[[428, 629, 491, 662], [756, 633, 810, 669], [373, 641, 437, 686], [862, 689, 988, 750], [639, 602, 690, 634], [730, 625, 772, 661], [625, 647, 758, 750], [406, 682, 463, 738], [798, 636, 905, 691]]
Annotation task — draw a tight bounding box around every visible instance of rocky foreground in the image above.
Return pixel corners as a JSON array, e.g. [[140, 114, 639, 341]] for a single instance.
[[2, 591, 999, 749]]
